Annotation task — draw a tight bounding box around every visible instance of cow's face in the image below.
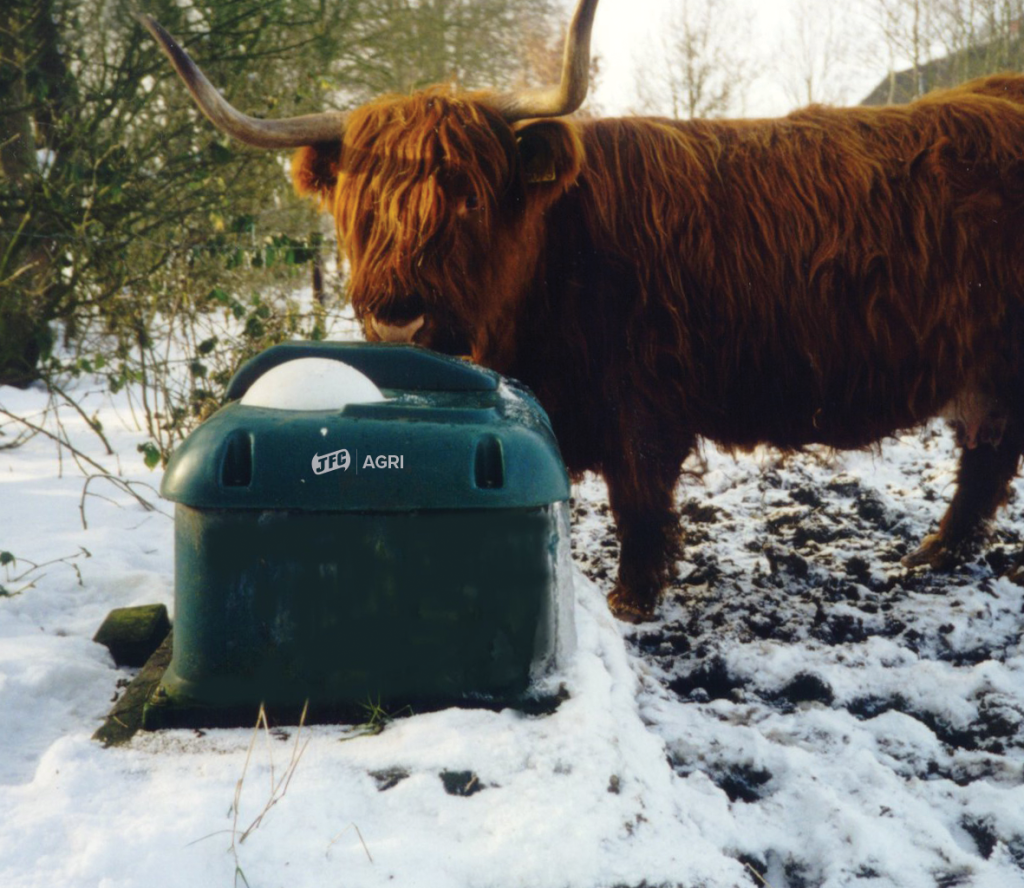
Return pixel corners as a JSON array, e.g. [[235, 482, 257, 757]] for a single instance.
[[292, 90, 584, 363]]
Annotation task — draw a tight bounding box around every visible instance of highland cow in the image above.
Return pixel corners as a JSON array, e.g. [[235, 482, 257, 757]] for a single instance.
[[142, 0, 1024, 620]]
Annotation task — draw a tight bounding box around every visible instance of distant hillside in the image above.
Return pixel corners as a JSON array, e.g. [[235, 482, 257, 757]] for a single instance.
[[862, 24, 1024, 105]]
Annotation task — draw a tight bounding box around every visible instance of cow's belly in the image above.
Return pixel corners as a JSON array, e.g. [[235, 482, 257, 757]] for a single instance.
[[699, 364, 1012, 453]]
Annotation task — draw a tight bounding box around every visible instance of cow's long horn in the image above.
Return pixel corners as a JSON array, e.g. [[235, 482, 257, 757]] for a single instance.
[[137, 14, 346, 148], [489, 0, 599, 122]]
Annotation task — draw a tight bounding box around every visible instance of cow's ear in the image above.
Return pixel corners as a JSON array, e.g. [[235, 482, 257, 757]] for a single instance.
[[291, 143, 341, 204], [513, 120, 583, 197]]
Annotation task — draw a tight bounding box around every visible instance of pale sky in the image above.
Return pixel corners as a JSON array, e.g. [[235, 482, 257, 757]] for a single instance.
[[587, 0, 890, 117]]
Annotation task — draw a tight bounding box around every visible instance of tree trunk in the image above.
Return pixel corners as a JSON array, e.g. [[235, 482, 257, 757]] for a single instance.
[[0, 1, 56, 387]]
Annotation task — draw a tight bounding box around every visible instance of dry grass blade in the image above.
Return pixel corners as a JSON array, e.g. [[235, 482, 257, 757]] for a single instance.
[[326, 823, 374, 864], [231, 701, 311, 859], [744, 862, 777, 888]]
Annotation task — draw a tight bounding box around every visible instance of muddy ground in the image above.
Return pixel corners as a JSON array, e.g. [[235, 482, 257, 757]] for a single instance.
[[570, 424, 1024, 886]]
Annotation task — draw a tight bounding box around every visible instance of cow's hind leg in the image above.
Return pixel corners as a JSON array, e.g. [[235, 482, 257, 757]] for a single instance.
[[903, 419, 1024, 569], [604, 440, 692, 622]]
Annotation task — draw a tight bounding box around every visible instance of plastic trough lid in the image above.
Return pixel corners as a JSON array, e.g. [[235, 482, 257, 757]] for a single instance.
[[160, 340, 570, 512], [225, 341, 497, 401]]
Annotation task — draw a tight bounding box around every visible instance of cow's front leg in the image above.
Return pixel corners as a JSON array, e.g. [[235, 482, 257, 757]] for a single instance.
[[603, 443, 689, 622], [606, 504, 680, 622], [903, 420, 1024, 569]]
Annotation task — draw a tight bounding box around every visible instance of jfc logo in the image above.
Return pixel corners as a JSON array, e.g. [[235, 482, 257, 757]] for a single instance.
[[311, 448, 350, 475]]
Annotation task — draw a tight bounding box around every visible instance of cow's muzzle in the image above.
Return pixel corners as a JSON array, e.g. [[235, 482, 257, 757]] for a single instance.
[[368, 314, 426, 343]]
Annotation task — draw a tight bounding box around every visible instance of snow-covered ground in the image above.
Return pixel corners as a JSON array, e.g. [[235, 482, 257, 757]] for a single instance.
[[2, 334, 1024, 888]]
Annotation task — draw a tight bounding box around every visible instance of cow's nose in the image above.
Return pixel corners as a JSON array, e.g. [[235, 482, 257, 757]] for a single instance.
[[369, 314, 426, 342]]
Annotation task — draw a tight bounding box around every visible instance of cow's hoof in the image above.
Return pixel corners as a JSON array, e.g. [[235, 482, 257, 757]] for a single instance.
[[607, 586, 658, 623], [1002, 558, 1024, 586], [901, 533, 954, 569]]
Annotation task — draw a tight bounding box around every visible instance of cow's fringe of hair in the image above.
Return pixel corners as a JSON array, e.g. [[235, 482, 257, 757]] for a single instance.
[[325, 88, 526, 322]]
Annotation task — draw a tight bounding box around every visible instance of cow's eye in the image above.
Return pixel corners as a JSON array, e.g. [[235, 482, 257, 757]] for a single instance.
[[454, 190, 482, 218]]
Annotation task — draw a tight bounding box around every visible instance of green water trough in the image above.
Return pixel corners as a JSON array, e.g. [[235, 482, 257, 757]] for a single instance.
[[94, 342, 575, 743]]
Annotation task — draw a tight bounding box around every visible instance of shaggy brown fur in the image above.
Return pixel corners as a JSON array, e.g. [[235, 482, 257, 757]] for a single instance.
[[294, 75, 1024, 619]]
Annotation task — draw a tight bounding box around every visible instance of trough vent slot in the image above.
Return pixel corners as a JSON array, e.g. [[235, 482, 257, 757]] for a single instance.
[[474, 434, 505, 490], [221, 430, 253, 487]]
